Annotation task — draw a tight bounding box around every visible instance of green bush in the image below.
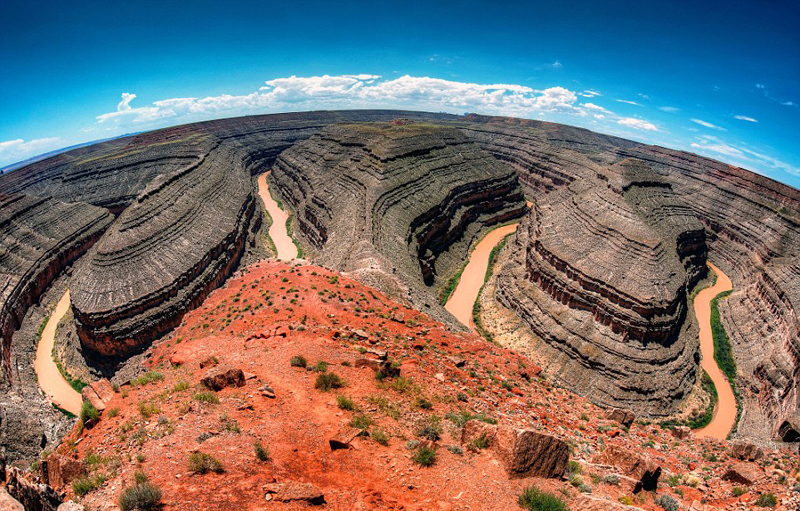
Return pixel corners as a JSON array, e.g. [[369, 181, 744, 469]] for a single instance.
[[315, 372, 344, 391], [412, 446, 437, 467], [655, 494, 679, 511], [518, 485, 568, 511], [371, 427, 389, 446], [349, 413, 373, 430], [336, 395, 355, 411], [188, 451, 223, 474], [254, 442, 270, 461], [416, 415, 442, 441], [756, 493, 777, 508], [80, 400, 100, 425], [72, 474, 106, 496], [193, 391, 219, 404], [118, 482, 162, 511], [290, 355, 307, 367], [130, 371, 164, 387]]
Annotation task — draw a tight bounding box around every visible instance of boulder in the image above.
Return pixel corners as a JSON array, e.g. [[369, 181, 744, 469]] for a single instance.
[[264, 481, 325, 504], [5, 467, 62, 511], [606, 408, 636, 428], [329, 427, 364, 450], [730, 442, 764, 461], [201, 365, 245, 390], [44, 454, 86, 488], [446, 356, 466, 368], [494, 427, 570, 478], [597, 445, 661, 492], [56, 502, 85, 511], [723, 462, 763, 485], [89, 379, 115, 403], [0, 488, 24, 511], [80, 387, 106, 413]]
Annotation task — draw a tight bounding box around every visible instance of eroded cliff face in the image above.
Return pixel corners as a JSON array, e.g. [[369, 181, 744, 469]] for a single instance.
[[69, 142, 258, 358], [0, 194, 113, 379], [495, 158, 706, 414], [271, 122, 527, 316], [460, 115, 800, 438]]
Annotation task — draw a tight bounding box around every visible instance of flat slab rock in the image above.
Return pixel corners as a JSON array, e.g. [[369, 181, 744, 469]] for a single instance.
[[723, 462, 764, 485], [264, 481, 325, 504]]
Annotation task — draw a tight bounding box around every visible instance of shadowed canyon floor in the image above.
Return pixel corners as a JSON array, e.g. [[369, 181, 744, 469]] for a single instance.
[[695, 264, 736, 441]]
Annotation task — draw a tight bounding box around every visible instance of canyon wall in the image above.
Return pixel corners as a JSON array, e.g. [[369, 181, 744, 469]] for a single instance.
[[271, 122, 527, 317]]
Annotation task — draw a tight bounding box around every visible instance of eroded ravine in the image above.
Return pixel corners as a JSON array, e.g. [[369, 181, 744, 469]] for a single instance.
[[34, 290, 82, 415], [445, 223, 519, 329], [257, 172, 298, 261], [694, 263, 735, 440]]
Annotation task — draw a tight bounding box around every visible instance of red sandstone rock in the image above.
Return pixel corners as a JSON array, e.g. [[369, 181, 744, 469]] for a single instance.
[[44, 454, 85, 488], [606, 408, 636, 428], [460, 420, 498, 448], [597, 445, 661, 492], [730, 442, 764, 461], [264, 481, 324, 504], [201, 365, 245, 390], [723, 463, 763, 485], [494, 427, 569, 478]]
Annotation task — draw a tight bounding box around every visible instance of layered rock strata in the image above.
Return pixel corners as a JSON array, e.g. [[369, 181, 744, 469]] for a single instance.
[[496, 159, 706, 414], [271, 122, 527, 315], [0, 194, 112, 377]]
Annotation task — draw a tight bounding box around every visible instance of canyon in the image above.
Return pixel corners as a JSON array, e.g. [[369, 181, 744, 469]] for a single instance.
[[0, 111, 798, 495]]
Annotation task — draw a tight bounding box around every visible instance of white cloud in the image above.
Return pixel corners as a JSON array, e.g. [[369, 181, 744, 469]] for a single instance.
[[659, 106, 680, 113], [733, 115, 758, 123], [0, 137, 62, 168], [617, 117, 658, 131], [582, 102, 612, 114], [552, 60, 563, 68], [96, 74, 594, 128], [691, 118, 726, 131], [580, 90, 602, 97], [615, 99, 641, 106]]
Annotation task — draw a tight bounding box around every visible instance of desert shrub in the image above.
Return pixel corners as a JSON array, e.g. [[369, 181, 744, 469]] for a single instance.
[[290, 355, 307, 368], [138, 400, 160, 418], [619, 496, 633, 505], [313, 361, 329, 372], [188, 451, 223, 474], [412, 446, 437, 467], [130, 371, 164, 387], [371, 427, 389, 445], [416, 415, 442, 441], [107, 407, 119, 418], [732, 487, 746, 497], [80, 400, 100, 425], [349, 413, 373, 430], [72, 474, 106, 496], [566, 460, 582, 475], [603, 474, 620, 485], [193, 391, 219, 404], [315, 372, 344, 391], [655, 494, 679, 511], [446, 445, 464, 455], [133, 471, 148, 484], [414, 397, 433, 409], [468, 434, 489, 451], [254, 442, 270, 461], [336, 395, 355, 411], [118, 482, 162, 511], [518, 485, 568, 511], [172, 380, 190, 392], [756, 493, 777, 508]]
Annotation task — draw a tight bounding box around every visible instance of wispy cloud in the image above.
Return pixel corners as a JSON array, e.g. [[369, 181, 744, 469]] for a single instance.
[[615, 99, 642, 106], [691, 118, 726, 131], [691, 135, 800, 177], [0, 137, 62, 168], [618, 117, 658, 131], [580, 90, 602, 98], [659, 106, 680, 113], [733, 115, 758, 123]]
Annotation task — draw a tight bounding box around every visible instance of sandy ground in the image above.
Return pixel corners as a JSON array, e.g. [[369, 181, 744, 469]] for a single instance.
[[257, 172, 297, 261], [694, 263, 735, 440], [445, 223, 518, 329], [34, 290, 82, 415]]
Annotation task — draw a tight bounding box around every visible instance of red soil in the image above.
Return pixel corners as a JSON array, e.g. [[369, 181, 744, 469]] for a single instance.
[[58, 261, 799, 511]]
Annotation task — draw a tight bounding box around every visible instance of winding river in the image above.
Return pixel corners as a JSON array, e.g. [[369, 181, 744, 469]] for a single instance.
[[257, 172, 298, 261], [694, 263, 735, 440], [34, 290, 82, 416], [445, 223, 519, 330]]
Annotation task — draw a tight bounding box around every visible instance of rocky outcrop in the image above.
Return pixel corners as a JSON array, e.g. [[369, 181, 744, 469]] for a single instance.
[[0, 193, 112, 379], [495, 158, 705, 415], [70, 143, 258, 358], [271, 122, 526, 317], [461, 114, 800, 437]]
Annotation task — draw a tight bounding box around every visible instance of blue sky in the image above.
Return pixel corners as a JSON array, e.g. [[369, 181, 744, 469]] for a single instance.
[[1, 0, 799, 187]]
